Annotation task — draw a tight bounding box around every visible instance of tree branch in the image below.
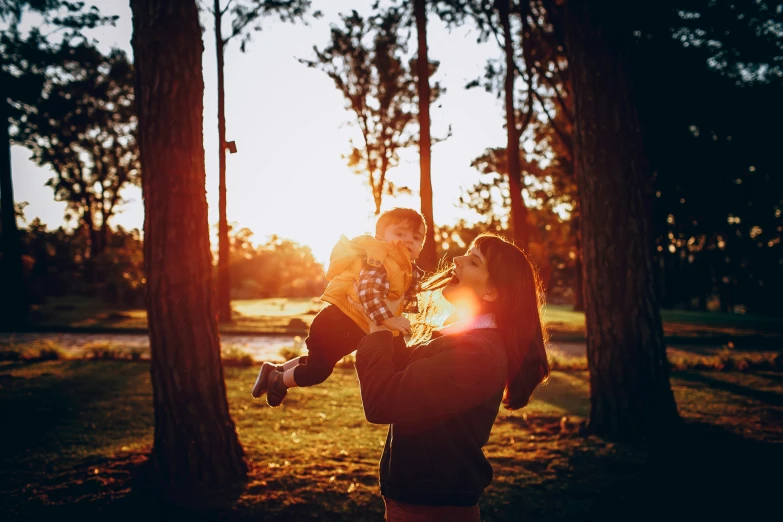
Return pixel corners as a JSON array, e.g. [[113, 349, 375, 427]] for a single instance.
[[221, 0, 234, 17]]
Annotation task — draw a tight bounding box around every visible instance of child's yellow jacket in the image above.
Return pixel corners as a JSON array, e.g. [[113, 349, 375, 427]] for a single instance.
[[320, 235, 412, 334]]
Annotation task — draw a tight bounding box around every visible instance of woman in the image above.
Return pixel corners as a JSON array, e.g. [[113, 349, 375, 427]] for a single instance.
[[353, 233, 550, 522]]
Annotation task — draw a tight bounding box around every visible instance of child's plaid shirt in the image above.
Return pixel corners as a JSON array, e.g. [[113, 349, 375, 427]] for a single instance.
[[357, 263, 425, 326]]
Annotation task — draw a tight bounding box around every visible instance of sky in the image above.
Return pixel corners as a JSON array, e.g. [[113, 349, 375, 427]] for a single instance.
[[10, 0, 510, 264]]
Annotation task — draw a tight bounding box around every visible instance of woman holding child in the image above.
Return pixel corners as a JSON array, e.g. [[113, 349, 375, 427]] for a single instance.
[[353, 233, 550, 522]]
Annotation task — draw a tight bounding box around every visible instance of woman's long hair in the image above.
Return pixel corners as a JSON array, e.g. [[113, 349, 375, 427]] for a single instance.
[[412, 233, 550, 410]]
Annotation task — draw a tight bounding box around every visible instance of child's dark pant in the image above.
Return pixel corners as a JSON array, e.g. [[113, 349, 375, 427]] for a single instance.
[[293, 304, 411, 387]]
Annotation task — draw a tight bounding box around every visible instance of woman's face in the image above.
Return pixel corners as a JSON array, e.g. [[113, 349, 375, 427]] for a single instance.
[[442, 246, 496, 310]]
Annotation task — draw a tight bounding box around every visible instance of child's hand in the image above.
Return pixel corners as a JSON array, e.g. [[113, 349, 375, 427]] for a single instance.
[[382, 315, 411, 336]]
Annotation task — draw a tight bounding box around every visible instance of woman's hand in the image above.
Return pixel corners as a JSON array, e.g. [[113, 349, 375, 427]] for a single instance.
[[381, 315, 411, 336]]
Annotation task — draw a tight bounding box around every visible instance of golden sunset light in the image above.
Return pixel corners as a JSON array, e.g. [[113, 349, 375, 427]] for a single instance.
[[11, 0, 504, 266], [3, 0, 780, 518]]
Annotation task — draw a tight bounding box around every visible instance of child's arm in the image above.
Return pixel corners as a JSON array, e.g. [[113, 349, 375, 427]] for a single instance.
[[357, 265, 411, 335]]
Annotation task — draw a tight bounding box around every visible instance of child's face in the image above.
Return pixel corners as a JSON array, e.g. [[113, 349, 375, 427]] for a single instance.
[[378, 222, 426, 260]]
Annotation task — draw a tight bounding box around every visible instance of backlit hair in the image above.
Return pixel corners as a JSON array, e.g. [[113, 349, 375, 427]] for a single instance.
[[412, 233, 550, 410], [375, 207, 427, 237]]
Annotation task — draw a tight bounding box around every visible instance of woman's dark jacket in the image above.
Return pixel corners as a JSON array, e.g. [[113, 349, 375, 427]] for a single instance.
[[355, 328, 507, 507]]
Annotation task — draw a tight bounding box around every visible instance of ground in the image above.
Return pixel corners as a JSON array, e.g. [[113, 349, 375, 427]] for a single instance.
[[1, 358, 781, 521], [3, 297, 781, 520]]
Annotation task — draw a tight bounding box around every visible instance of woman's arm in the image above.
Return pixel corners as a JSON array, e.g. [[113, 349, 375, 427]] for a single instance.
[[354, 330, 504, 425]]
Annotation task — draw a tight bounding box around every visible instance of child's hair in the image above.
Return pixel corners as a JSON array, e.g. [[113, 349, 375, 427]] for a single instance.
[[375, 207, 427, 237], [411, 233, 550, 411]]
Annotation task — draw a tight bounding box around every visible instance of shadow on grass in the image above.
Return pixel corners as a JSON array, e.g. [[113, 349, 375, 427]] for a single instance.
[[673, 371, 783, 407], [753, 371, 783, 384], [4, 453, 382, 522], [0, 361, 151, 463], [482, 419, 781, 522], [3, 361, 780, 521], [7, 419, 778, 522]]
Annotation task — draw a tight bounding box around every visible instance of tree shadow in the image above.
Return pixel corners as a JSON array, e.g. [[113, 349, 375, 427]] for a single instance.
[[0, 361, 149, 460], [752, 370, 783, 384], [484, 419, 781, 521], [673, 370, 783, 407], [2, 454, 383, 522], [532, 372, 590, 417], [4, 418, 779, 522]]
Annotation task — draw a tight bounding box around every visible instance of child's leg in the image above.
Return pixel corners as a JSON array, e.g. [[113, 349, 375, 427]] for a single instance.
[[268, 353, 337, 407], [282, 305, 365, 389], [281, 356, 303, 372], [251, 360, 283, 398], [267, 305, 365, 407], [286, 352, 338, 387]]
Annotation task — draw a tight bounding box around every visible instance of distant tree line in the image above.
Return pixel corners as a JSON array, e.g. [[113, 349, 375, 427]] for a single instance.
[[15, 218, 325, 308]]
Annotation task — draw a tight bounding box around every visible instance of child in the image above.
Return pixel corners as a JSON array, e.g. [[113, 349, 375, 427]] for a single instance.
[[251, 207, 427, 407]]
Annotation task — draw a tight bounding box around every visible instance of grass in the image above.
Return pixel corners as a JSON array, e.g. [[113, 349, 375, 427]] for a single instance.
[[542, 304, 783, 339], [1, 359, 781, 521], [27, 296, 323, 335], [25, 296, 783, 340]]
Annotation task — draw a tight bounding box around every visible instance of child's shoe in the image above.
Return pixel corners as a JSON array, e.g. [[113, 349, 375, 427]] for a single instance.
[[251, 362, 282, 398], [266, 370, 288, 407]]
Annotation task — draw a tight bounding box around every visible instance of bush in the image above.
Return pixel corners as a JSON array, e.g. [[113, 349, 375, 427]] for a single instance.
[[0, 348, 21, 361], [0, 341, 64, 362], [86, 343, 126, 360], [37, 347, 61, 361], [221, 346, 254, 367], [279, 336, 304, 362]]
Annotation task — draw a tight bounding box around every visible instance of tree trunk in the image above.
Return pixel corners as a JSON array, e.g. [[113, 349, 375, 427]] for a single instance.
[[215, 0, 232, 323], [0, 97, 28, 330], [496, 0, 529, 247], [130, 0, 247, 494], [572, 213, 585, 311], [414, 0, 437, 272], [562, 1, 679, 440]]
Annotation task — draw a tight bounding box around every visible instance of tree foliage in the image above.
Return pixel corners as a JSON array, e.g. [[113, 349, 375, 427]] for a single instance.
[[1, 0, 117, 327], [16, 45, 138, 258], [301, 8, 442, 215], [229, 229, 326, 298]]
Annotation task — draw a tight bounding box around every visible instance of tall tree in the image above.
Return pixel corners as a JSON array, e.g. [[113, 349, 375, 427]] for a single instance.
[[302, 9, 442, 215], [560, 1, 679, 440], [0, 53, 24, 329], [130, 0, 247, 492], [496, 0, 529, 245], [461, 0, 536, 245], [207, 0, 316, 323], [18, 46, 139, 261], [413, 0, 437, 271], [0, 0, 115, 329]]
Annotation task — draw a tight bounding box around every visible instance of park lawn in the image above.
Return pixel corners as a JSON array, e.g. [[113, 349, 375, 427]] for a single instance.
[[27, 296, 783, 339], [27, 296, 325, 335], [0, 360, 780, 520]]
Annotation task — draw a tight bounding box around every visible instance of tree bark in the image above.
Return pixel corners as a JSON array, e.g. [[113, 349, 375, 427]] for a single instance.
[[571, 213, 585, 311], [496, 0, 529, 247], [130, 0, 247, 493], [562, 1, 679, 440], [414, 0, 437, 272], [0, 96, 28, 329], [215, 0, 232, 323]]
